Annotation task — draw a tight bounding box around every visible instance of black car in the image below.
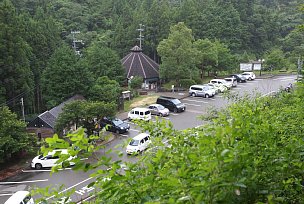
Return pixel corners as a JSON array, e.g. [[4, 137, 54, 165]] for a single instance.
[[100, 117, 130, 134], [230, 74, 247, 83], [156, 96, 186, 113]]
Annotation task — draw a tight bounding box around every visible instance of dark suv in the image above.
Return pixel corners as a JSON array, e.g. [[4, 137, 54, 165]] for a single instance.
[[156, 96, 186, 113], [100, 117, 130, 134]]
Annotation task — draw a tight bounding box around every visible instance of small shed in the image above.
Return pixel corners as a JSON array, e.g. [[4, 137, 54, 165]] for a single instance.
[[27, 95, 85, 138], [121, 45, 159, 89]]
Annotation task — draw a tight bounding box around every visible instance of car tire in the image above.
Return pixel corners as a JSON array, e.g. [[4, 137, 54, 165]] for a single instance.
[[173, 108, 178, 113], [159, 113, 163, 117], [191, 92, 196, 97], [205, 94, 209, 98], [35, 163, 42, 170], [116, 129, 120, 134], [248, 77, 252, 81]]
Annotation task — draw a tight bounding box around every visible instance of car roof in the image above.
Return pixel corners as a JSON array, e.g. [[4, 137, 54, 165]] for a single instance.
[[149, 104, 162, 107], [4, 191, 30, 204], [132, 133, 150, 140], [130, 107, 150, 111]]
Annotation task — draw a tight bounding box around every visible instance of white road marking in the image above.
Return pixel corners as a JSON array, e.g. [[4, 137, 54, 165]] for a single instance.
[[22, 168, 73, 173], [184, 103, 202, 107], [129, 129, 140, 132], [183, 99, 208, 103], [185, 109, 205, 114], [45, 177, 93, 201], [233, 88, 241, 90], [237, 85, 246, 87], [0, 193, 14, 197], [0, 179, 49, 184]]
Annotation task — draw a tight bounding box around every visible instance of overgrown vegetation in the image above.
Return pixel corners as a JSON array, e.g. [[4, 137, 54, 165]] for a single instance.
[[34, 82, 304, 203]]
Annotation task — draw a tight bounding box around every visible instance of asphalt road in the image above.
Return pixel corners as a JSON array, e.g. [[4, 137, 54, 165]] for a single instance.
[[0, 75, 297, 203]]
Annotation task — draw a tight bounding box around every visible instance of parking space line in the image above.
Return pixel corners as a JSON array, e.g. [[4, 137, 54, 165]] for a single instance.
[[184, 103, 202, 107], [233, 88, 241, 90], [22, 168, 73, 173], [0, 179, 49, 184], [130, 129, 140, 132], [237, 85, 246, 87], [186, 109, 205, 114], [170, 113, 179, 116], [183, 99, 208, 103]]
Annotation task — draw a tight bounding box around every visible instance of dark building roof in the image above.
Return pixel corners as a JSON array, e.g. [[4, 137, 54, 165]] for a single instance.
[[121, 45, 159, 80], [27, 95, 85, 129]]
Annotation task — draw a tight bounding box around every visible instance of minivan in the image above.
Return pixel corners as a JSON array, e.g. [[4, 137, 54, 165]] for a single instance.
[[156, 96, 186, 113], [4, 191, 34, 204], [189, 85, 215, 98], [224, 77, 237, 87], [126, 133, 151, 154], [127, 107, 151, 121]]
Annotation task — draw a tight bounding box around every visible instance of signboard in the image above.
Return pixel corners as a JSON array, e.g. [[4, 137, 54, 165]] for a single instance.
[[240, 63, 252, 71], [253, 63, 262, 70]]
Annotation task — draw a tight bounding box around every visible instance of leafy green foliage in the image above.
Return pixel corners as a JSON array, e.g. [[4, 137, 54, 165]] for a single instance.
[[157, 22, 198, 82], [88, 76, 121, 104], [35, 82, 304, 203], [0, 106, 37, 163], [179, 79, 196, 89], [41, 45, 93, 108], [55, 100, 117, 136]]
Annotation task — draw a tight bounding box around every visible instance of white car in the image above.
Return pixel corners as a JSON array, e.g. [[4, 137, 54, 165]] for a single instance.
[[209, 79, 232, 89], [31, 149, 76, 169], [242, 72, 256, 80], [207, 83, 228, 93], [4, 191, 34, 204], [147, 104, 169, 117], [126, 133, 151, 154], [224, 77, 237, 87], [128, 107, 152, 121], [189, 85, 215, 98]]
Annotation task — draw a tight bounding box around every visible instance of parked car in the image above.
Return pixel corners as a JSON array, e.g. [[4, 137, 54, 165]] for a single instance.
[[31, 149, 76, 169], [242, 72, 256, 80], [207, 83, 228, 93], [230, 74, 247, 83], [128, 107, 151, 121], [147, 104, 170, 116], [209, 79, 232, 89], [126, 133, 151, 155], [4, 191, 34, 204], [189, 85, 215, 98], [156, 96, 186, 113], [203, 83, 219, 94], [224, 77, 237, 87], [100, 117, 130, 134]]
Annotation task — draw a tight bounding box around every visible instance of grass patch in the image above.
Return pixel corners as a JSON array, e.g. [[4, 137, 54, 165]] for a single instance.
[[123, 93, 160, 112]]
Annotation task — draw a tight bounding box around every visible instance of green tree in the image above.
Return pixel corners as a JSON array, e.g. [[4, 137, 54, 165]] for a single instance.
[[55, 100, 116, 136], [265, 48, 289, 70], [88, 76, 121, 104], [214, 40, 236, 73], [85, 41, 125, 84], [41, 45, 93, 109], [0, 0, 34, 113], [157, 22, 198, 82], [0, 106, 37, 163], [194, 39, 218, 78]]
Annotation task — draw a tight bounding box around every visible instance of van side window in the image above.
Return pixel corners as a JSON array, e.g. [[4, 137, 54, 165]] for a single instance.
[[131, 110, 134, 114], [23, 195, 32, 203], [144, 136, 149, 142], [140, 139, 145, 144], [145, 111, 150, 115], [140, 111, 143, 116], [135, 111, 139, 115]]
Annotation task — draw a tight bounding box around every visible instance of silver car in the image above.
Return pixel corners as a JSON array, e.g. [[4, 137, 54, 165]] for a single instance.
[[147, 104, 170, 116]]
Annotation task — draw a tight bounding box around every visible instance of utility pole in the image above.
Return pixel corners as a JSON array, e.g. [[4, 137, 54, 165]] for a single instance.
[[21, 97, 25, 122], [137, 24, 144, 49], [71, 31, 83, 55]]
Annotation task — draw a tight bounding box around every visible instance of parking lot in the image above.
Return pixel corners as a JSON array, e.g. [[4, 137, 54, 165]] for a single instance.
[[0, 75, 297, 203]]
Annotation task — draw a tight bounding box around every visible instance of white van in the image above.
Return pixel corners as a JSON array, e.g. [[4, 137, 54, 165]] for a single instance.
[[127, 108, 151, 121], [4, 191, 34, 204], [126, 133, 151, 154]]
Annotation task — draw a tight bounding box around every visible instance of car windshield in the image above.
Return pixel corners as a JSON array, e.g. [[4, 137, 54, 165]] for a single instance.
[[112, 119, 124, 126], [237, 74, 243, 77], [171, 99, 181, 105], [157, 105, 165, 110], [129, 139, 139, 146]]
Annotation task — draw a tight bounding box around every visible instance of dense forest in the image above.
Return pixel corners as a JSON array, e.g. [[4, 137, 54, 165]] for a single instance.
[[0, 0, 304, 118]]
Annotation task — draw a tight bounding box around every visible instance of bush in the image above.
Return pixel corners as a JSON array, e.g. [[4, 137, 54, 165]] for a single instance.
[[179, 79, 196, 89]]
